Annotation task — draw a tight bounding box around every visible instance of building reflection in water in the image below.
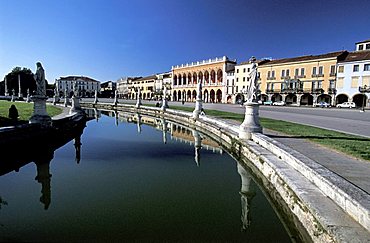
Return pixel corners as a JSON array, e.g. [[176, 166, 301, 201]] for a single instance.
[[237, 163, 256, 231]]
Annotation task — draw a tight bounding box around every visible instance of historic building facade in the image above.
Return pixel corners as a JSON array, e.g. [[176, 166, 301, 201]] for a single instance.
[[258, 51, 348, 106], [116, 76, 141, 99], [130, 75, 157, 100], [171, 56, 236, 103], [55, 76, 100, 97], [336, 50, 370, 107]]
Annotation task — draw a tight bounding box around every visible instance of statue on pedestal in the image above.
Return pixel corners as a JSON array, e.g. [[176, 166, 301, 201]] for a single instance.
[[245, 56, 258, 103], [192, 81, 203, 119], [34, 62, 46, 97]]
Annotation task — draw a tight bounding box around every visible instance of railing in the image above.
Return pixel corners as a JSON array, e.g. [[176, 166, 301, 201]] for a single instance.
[[311, 74, 324, 78], [267, 77, 276, 80]]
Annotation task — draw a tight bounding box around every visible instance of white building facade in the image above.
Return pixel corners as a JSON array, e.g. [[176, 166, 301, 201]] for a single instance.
[[336, 50, 370, 107], [55, 76, 100, 97]]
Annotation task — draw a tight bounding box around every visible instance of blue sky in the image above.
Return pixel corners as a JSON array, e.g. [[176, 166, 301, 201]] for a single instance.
[[1, 0, 369, 83]]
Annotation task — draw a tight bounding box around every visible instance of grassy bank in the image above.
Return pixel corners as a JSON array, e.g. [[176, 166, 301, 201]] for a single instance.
[[168, 105, 370, 161], [0, 100, 62, 126]]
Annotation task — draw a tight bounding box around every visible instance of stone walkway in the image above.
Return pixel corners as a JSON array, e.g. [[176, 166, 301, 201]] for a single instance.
[[222, 118, 370, 195]]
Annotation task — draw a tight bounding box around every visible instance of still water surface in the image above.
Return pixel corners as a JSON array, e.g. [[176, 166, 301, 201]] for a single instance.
[[0, 112, 292, 242]]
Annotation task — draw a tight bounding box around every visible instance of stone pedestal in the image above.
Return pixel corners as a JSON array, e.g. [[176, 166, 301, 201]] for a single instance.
[[93, 91, 99, 104], [135, 96, 142, 108], [70, 96, 81, 114], [64, 97, 70, 107], [161, 98, 168, 111], [238, 102, 262, 139], [53, 95, 60, 105], [29, 96, 51, 125]]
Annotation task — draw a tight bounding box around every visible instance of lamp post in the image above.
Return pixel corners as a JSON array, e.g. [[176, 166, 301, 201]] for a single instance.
[[359, 85, 370, 112]]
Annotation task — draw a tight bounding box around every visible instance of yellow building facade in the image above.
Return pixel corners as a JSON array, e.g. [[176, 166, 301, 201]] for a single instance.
[[171, 56, 236, 103], [130, 75, 157, 100], [258, 51, 348, 105]]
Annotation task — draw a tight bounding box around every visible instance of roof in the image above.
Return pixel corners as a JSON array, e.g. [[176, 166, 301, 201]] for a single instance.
[[355, 39, 370, 44], [259, 51, 348, 66], [59, 76, 99, 82], [135, 75, 157, 81], [238, 59, 270, 66], [339, 50, 370, 63]]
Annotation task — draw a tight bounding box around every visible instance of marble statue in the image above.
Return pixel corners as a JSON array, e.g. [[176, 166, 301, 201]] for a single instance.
[[34, 62, 46, 96], [245, 56, 258, 103]]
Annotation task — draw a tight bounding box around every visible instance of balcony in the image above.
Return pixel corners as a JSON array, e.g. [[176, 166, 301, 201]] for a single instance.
[[329, 73, 336, 77], [267, 77, 276, 80], [311, 74, 324, 78], [294, 75, 306, 79], [312, 88, 324, 94]]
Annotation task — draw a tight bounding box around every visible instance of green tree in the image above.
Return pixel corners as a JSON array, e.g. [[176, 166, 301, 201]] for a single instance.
[[1, 67, 41, 96]]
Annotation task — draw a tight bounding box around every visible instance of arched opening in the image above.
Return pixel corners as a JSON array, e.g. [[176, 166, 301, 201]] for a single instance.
[[336, 94, 348, 105], [143, 93, 146, 99], [259, 94, 268, 102], [182, 74, 186, 85], [352, 93, 367, 108], [235, 94, 244, 104], [210, 89, 215, 103], [187, 90, 191, 102], [193, 72, 197, 85], [272, 94, 282, 102], [217, 69, 223, 84], [226, 95, 232, 104], [211, 70, 216, 84], [173, 91, 177, 101], [178, 74, 182, 86], [285, 94, 297, 105], [204, 71, 210, 85], [216, 89, 222, 103], [317, 94, 332, 104], [174, 75, 178, 86], [192, 90, 197, 101], [187, 73, 192, 85], [182, 90, 186, 101], [198, 71, 203, 85], [203, 89, 209, 103], [178, 90, 182, 101], [300, 94, 313, 105]]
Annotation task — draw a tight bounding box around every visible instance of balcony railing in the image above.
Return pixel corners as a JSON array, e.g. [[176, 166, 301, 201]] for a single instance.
[[311, 74, 324, 78], [267, 77, 276, 80], [329, 73, 336, 77], [328, 87, 337, 94]]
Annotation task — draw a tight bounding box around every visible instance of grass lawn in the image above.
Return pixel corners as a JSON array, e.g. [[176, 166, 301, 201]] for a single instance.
[[0, 100, 62, 126], [167, 105, 370, 161]]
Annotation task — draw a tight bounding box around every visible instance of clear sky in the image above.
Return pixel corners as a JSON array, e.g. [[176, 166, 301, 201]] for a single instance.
[[1, 0, 369, 83]]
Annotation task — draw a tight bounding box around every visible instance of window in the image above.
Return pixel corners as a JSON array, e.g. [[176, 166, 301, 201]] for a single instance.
[[267, 71, 271, 78], [329, 80, 335, 89], [301, 68, 305, 76], [281, 70, 285, 77], [366, 44, 370, 50], [364, 64, 370, 71], [271, 71, 275, 77], [236, 69, 239, 73], [295, 68, 299, 76], [286, 69, 290, 76], [247, 68, 250, 72], [337, 77, 344, 88], [330, 65, 336, 74], [362, 76, 370, 86], [358, 44, 364, 50], [318, 66, 323, 75], [236, 86, 238, 92], [353, 65, 359, 72], [312, 67, 317, 75], [317, 81, 322, 89], [236, 78, 239, 82], [312, 81, 316, 90], [351, 77, 359, 88], [243, 68, 246, 73], [243, 77, 245, 81], [338, 66, 344, 73]]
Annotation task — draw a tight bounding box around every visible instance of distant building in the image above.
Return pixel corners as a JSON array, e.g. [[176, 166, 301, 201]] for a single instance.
[[336, 50, 370, 107], [171, 56, 236, 103], [356, 39, 370, 51], [258, 51, 348, 106], [100, 81, 116, 98], [116, 76, 141, 99], [155, 71, 172, 100], [130, 75, 157, 100], [55, 76, 100, 97]]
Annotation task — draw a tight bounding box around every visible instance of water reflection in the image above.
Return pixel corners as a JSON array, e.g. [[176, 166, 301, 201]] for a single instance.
[[0, 119, 87, 210], [238, 163, 256, 230]]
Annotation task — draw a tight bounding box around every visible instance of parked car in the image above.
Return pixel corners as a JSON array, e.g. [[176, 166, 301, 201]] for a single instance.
[[273, 101, 286, 106], [313, 101, 331, 108], [263, 100, 273, 105], [336, 102, 356, 108]]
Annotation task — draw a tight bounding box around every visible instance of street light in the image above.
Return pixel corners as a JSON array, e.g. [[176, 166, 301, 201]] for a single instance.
[[358, 85, 370, 112]]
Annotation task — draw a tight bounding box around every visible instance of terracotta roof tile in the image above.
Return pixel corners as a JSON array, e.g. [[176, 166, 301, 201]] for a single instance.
[[339, 50, 370, 62]]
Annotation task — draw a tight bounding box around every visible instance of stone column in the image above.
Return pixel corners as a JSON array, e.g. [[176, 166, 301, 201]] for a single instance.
[[18, 74, 23, 98], [26, 89, 31, 102], [135, 88, 142, 108], [161, 86, 169, 111], [93, 90, 99, 104], [237, 163, 256, 230], [297, 94, 302, 106], [64, 88, 70, 107], [4, 77, 9, 96], [193, 130, 202, 167], [113, 90, 118, 106], [192, 82, 203, 120]]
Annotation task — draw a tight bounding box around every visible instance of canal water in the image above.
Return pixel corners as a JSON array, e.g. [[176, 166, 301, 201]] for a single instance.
[[0, 111, 293, 242]]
